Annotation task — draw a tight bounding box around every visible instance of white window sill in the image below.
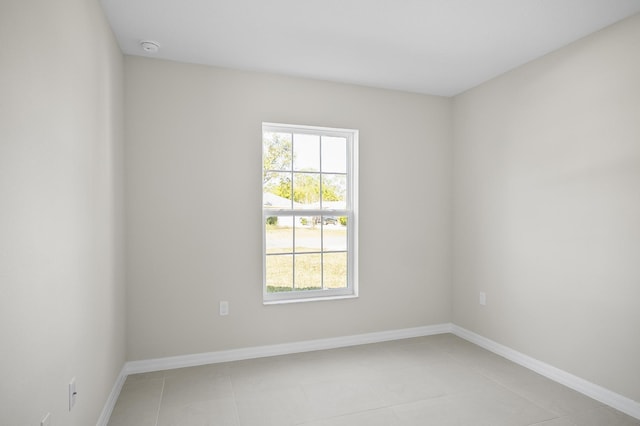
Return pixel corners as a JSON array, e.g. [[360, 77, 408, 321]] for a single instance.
[[263, 293, 358, 305]]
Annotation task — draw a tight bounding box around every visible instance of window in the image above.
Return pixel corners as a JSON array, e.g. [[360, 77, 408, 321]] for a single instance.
[[262, 123, 358, 303]]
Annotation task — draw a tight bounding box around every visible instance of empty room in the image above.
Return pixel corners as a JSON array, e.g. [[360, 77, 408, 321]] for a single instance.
[[1, 0, 639, 425]]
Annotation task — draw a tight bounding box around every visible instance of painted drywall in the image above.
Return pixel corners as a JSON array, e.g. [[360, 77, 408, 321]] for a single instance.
[[452, 13, 640, 402], [124, 57, 452, 360], [0, 0, 125, 424]]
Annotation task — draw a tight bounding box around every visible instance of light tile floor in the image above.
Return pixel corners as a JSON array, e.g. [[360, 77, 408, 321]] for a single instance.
[[108, 334, 639, 426]]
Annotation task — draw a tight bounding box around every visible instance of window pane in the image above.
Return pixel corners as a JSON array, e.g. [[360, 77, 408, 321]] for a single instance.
[[263, 172, 292, 209], [266, 254, 293, 292], [293, 172, 320, 209], [294, 253, 322, 290], [265, 218, 292, 254], [263, 132, 292, 172], [321, 136, 347, 173], [321, 174, 346, 209], [295, 216, 321, 253], [293, 133, 320, 172], [323, 218, 347, 251], [323, 252, 347, 289]]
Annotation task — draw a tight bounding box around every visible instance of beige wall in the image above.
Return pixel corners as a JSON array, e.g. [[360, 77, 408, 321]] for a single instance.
[[452, 13, 640, 402], [124, 57, 452, 360], [0, 0, 125, 424]]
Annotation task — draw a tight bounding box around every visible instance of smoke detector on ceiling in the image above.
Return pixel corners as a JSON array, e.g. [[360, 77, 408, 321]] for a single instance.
[[140, 40, 160, 53]]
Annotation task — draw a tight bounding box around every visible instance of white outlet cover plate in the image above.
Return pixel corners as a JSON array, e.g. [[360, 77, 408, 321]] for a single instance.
[[41, 413, 51, 426], [69, 377, 77, 411]]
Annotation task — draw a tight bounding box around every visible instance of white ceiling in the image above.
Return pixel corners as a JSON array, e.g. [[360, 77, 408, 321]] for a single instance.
[[100, 0, 640, 96]]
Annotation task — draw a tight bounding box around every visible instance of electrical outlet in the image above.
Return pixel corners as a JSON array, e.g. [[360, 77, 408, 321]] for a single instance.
[[69, 377, 77, 411], [479, 292, 487, 306], [219, 301, 229, 316], [40, 413, 51, 426]]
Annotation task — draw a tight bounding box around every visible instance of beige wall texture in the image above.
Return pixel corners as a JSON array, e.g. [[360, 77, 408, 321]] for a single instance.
[[124, 56, 453, 360], [0, 0, 125, 425], [452, 13, 640, 402]]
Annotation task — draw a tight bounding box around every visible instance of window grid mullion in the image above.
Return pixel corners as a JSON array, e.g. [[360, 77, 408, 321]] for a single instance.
[[267, 250, 346, 256], [290, 132, 296, 289], [319, 136, 324, 289], [262, 210, 350, 216], [265, 169, 346, 177]]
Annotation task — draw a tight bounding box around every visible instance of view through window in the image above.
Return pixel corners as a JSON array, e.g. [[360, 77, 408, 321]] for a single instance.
[[262, 123, 358, 303]]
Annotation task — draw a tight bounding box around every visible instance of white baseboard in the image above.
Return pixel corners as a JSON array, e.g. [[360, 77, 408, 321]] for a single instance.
[[99, 322, 640, 424], [98, 324, 450, 425], [96, 365, 127, 426], [451, 325, 640, 420], [124, 323, 452, 375]]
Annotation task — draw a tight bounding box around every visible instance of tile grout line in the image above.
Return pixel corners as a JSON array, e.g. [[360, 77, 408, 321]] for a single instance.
[[292, 344, 449, 425], [444, 349, 569, 423], [481, 373, 564, 423], [437, 347, 565, 423], [441, 344, 638, 425], [478, 354, 592, 421], [154, 377, 165, 426], [228, 372, 242, 426]]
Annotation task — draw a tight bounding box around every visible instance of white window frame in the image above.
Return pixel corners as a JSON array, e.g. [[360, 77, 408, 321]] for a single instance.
[[262, 122, 359, 304]]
